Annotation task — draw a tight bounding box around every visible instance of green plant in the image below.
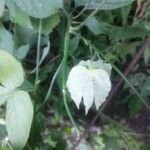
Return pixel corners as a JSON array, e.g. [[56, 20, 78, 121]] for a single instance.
[[0, 0, 150, 149]]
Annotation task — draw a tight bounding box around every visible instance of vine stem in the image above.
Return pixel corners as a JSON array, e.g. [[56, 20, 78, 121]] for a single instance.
[[35, 60, 63, 114], [74, 0, 106, 30], [62, 30, 80, 133], [34, 19, 42, 113], [35, 19, 42, 82]]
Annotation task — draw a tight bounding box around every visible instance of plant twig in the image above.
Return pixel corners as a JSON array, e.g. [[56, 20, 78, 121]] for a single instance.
[[35, 60, 63, 114], [35, 19, 42, 83], [74, 0, 106, 30], [62, 31, 80, 133], [34, 19, 42, 112]]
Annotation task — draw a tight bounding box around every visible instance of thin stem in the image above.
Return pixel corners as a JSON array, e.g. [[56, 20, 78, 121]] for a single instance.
[[36, 60, 63, 114], [35, 19, 42, 83], [34, 19, 42, 113], [62, 31, 80, 133], [73, 3, 89, 19], [74, 0, 106, 30]]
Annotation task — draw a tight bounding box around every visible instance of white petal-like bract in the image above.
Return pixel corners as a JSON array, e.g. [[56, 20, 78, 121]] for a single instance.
[[67, 60, 111, 114]]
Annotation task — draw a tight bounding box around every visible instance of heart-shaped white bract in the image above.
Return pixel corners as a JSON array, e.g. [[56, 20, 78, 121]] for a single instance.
[[67, 60, 112, 114], [0, 49, 33, 149]]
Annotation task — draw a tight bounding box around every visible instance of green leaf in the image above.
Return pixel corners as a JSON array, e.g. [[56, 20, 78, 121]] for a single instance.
[[0, 0, 5, 17], [84, 17, 150, 39], [15, 44, 30, 60], [128, 97, 143, 117], [75, 0, 134, 10], [0, 27, 14, 54], [0, 124, 7, 142], [31, 13, 60, 35], [0, 50, 24, 89], [19, 80, 35, 92], [6, 0, 32, 28], [121, 4, 132, 25], [14, 0, 63, 18], [0, 86, 10, 106], [6, 90, 33, 149]]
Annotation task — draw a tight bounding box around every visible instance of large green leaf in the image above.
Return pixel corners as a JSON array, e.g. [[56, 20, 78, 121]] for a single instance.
[[6, 90, 33, 149], [0, 50, 24, 90], [14, 0, 63, 18], [0, 0, 5, 17], [75, 0, 134, 10], [6, 0, 32, 29], [0, 27, 14, 54]]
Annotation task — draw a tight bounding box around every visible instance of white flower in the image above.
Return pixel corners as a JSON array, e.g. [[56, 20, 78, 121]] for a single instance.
[[67, 60, 112, 114]]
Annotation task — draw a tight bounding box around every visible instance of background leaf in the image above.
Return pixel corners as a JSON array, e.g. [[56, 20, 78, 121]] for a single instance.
[[14, 44, 30, 60], [0, 27, 14, 54], [14, 0, 63, 18], [0, 0, 5, 17], [75, 0, 134, 10], [84, 17, 150, 39], [31, 13, 60, 35], [6, 0, 32, 29]]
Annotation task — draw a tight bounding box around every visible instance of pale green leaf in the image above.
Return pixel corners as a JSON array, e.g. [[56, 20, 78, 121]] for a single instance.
[[0, 0, 5, 17], [75, 0, 134, 10], [0, 27, 14, 54], [15, 44, 30, 60], [14, 0, 63, 18], [0, 50, 24, 89], [6, 0, 32, 29], [6, 90, 33, 149], [0, 86, 11, 106]]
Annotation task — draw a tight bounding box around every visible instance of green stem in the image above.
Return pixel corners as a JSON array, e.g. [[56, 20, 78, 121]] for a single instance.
[[35, 19, 42, 82], [36, 60, 63, 114], [34, 19, 42, 113], [74, 0, 106, 30], [62, 31, 80, 133]]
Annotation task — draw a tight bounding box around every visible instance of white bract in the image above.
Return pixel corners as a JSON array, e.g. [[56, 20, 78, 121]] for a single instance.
[[67, 60, 112, 114]]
